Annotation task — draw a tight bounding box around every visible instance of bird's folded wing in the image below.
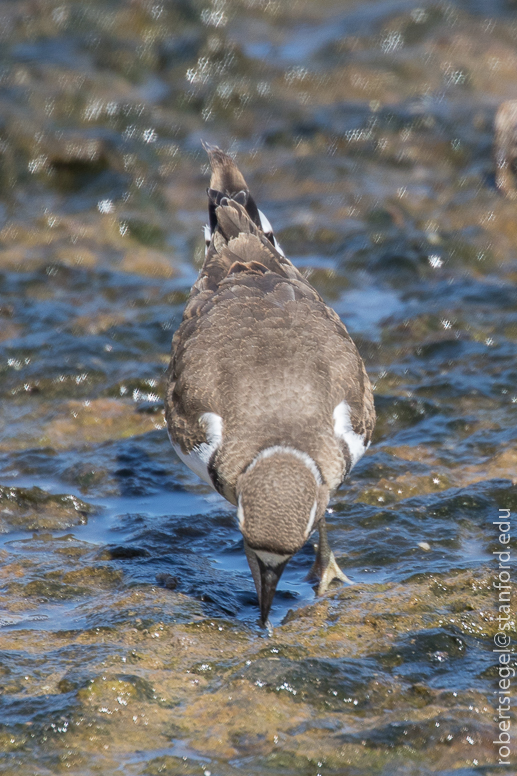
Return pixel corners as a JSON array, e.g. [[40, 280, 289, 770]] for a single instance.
[[181, 199, 320, 325]]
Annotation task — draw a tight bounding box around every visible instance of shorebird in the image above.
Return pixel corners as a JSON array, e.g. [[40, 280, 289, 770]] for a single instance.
[[165, 145, 375, 626]]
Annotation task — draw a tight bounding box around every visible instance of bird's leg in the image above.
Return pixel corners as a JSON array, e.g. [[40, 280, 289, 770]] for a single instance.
[[306, 517, 353, 595]]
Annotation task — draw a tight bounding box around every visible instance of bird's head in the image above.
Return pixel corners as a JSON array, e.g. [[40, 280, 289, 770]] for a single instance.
[[236, 447, 327, 626]]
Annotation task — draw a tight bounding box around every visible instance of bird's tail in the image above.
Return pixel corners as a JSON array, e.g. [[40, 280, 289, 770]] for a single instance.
[[183, 146, 316, 307], [202, 142, 283, 256], [203, 142, 249, 198]]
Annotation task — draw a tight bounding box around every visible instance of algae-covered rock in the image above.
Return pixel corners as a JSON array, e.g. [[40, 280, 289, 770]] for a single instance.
[[8, 577, 91, 600], [237, 656, 375, 712], [143, 756, 208, 775], [0, 485, 96, 531], [78, 673, 156, 705]]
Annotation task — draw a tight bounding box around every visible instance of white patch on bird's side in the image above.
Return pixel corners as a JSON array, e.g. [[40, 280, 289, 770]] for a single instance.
[[272, 237, 284, 256], [304, 500, 318, 539], [254, 549, 291, 567], [203, 224, 211, 256], [258, 209, 273, 234], [258, 209, 285, 257], [237, 495, 245, 529], [247, 445, 322, 486], [170, 412, 223, 489], [333, 400, 367, 470]]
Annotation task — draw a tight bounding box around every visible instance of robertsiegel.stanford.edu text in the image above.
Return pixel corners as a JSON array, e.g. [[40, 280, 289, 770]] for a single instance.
[[493, 508, 514, 765]]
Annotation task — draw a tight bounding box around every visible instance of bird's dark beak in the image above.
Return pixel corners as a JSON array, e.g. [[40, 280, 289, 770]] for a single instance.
[[257, 556, 288, 626], [243, 540, 290, 627]]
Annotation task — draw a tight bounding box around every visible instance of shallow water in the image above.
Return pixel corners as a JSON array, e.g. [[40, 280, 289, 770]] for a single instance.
[[0, 0, 516, 774]]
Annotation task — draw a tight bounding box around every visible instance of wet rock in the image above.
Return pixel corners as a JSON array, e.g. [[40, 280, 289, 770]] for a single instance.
[[60, 460, 114, 495], [156, 572, 178, 589], [40, 399, 162, 449], [256, 644, 309, 660], [258, 750, 330, 775], [339, 711, 491, 755], [143, 756, 207, 775], [357, 471, 451, 505], [62, 566, 123, 588], [8, 578, 90, 600], [104, 545, 151, 560], [373, 395, 439, 441], [237, 656, 375, 712], [0, 485, 96, 532], [78, 673, 156, 705], [425, 479, 514, 525], [377, 628, 467, 670]]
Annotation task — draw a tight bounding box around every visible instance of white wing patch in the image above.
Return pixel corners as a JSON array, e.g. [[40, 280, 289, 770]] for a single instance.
[[258, 209, 273, 234], [205, 211, 284, 258], [204, 224, 211, 256], [304, 500, 318, 539], [170, 412, 223, 488], [333, 400, 368, 471], [258, 208, 285, 257], [237, 495, 245, 528]]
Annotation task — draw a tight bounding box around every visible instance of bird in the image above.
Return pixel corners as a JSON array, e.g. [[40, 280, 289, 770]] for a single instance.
[[165, 144, 375, 627]]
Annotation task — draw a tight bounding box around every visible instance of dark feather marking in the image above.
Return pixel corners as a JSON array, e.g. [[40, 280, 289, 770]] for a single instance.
[[207, 455, 226, 496]]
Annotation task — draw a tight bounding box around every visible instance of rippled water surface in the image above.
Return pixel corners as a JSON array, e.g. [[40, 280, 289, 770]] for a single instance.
[[0, 1, 516, 774]]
